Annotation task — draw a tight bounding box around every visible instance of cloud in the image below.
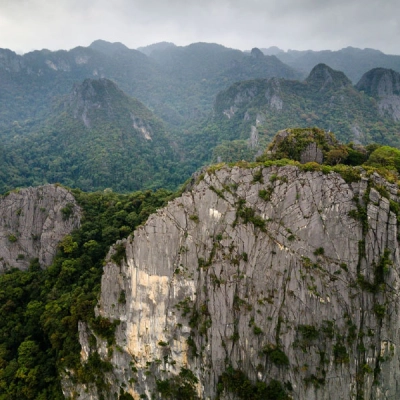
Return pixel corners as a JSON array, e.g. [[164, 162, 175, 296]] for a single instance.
[[0, 0, 398, 54]]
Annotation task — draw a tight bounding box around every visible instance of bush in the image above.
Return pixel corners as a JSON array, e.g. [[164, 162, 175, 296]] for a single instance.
[[366, 145, 400, 172]]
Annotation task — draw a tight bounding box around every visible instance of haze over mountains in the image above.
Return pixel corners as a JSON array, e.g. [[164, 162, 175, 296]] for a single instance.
[[1, 40, 400, 192], [259, 46, 400, 83], [0, 40, 300, 128], [198, 64, 400, 165]]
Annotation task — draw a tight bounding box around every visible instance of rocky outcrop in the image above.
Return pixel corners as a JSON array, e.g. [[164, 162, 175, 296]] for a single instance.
[[0, 185, 81, 271], [266, 127, 338, 164], [356, 68, 400, 121], [69, 164, 400, 399], [68, 78, 123, 127], [265, 78, 283, 111], [356, 68, 400, 97], [306, 63, 352, 91]]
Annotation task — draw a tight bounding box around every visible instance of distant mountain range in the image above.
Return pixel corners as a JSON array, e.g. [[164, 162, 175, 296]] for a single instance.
[[1, 40, 400, 193], [185, 64, 400, 166], [0, 40, 300, 129], [258, 46, 400, 83]]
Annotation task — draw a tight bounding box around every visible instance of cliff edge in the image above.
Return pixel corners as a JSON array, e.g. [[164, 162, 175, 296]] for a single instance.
[[68, 164, 400, 399], [0, 185, 81, 271]]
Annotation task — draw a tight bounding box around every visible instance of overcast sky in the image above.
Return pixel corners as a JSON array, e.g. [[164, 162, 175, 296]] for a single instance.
[[0, 0, 399, 54]]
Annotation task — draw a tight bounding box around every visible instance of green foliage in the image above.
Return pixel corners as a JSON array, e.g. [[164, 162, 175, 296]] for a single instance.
[[90, 316, 120, 345], [348, 199, 368, 234], [296, 325, 320, 348], [7, 234, 17, 243], [313, 247, 325, 256], [0, 80, 183, 194], [0, 187, 175, 399], [217, 367, 288, 400], [212, 140, 257, 164], [111, 243, 127, 266], [252, 169, 264, 183], [362, 364, 374, 374], [259, 187, 273, 201], [321, 320, 335, 339], [253, 325, 263, 335], [373, 304, 386, 318], [331, 164, 362, 183], [189, 214, 199, 223], [268, 127, 339, 162], [60, 203, 74, 220], [119, 389, 135, 400], [262, 345, 289, 366], [234, 200, 266, 231], [197, 73, 400, 169], [156, 367, 199, 400], [333, 342, 349, 364], [118, 290, 126, 305], [366, 145, 400, 172]]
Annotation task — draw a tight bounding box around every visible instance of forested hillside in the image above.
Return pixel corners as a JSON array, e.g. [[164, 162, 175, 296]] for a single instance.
[[0, 186, 175, 399], [2, 129, 400, 399], [183, 64, 400, 166], [1, 40, 400, 197], [0, 41, 300, 130], [0, 79, 181, 193], [263, 46, 400, 83]]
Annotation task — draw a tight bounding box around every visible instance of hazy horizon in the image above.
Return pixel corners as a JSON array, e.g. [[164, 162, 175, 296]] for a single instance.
[[0, 0, 398, 55]]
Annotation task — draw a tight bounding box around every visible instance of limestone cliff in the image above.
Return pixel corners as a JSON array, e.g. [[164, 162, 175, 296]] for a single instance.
[[356, 68, 400, 121], [0, 185, 81, 271], [69, 164, 400, 399]]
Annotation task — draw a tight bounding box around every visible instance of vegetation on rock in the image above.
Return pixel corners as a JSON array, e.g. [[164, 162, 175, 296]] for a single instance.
[[0, 187, 175, 399]]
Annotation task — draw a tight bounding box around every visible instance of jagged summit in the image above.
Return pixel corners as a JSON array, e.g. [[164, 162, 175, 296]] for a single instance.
[[356, 68, 400, 121], [2, 78, 178, 192], [356, 67, 400, 97], [68, 78, 126, 126], [306, 63, 352, 90], [250, 47, 264, 58]]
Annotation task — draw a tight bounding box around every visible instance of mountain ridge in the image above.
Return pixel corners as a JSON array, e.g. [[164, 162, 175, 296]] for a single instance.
[[0, 78, 180, 193]]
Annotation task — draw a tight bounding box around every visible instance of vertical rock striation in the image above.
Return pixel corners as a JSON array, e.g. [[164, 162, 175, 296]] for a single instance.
[[71, 165, 400, 399], [0, 185, 81, 271]]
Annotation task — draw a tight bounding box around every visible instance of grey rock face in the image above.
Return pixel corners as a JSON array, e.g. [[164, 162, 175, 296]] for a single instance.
[[299, 142, 323, 164], [356, 68, 400, 97], [72, 165, 400, 399], [0, 185, 81, 271], [356, 68, 400, 121], [306, 63, 352, 91], [265, 78, 283, 110], [378, 95, 400, 122]]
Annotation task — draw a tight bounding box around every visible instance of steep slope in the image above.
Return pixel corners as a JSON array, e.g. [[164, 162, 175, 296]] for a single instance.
[[0, 41, 300, 131], [0, 78, 179, 193], [0, 185, 81, 271], [356, 68, 400, 121], [189, 64, 400, 166], [146, 44, 300, 82], [0, 44, 160, 129], [144, 44, 301, 123], [273, 46, 400, 83], [68, 161, 400, 399], [0, 187, 175, 399]]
